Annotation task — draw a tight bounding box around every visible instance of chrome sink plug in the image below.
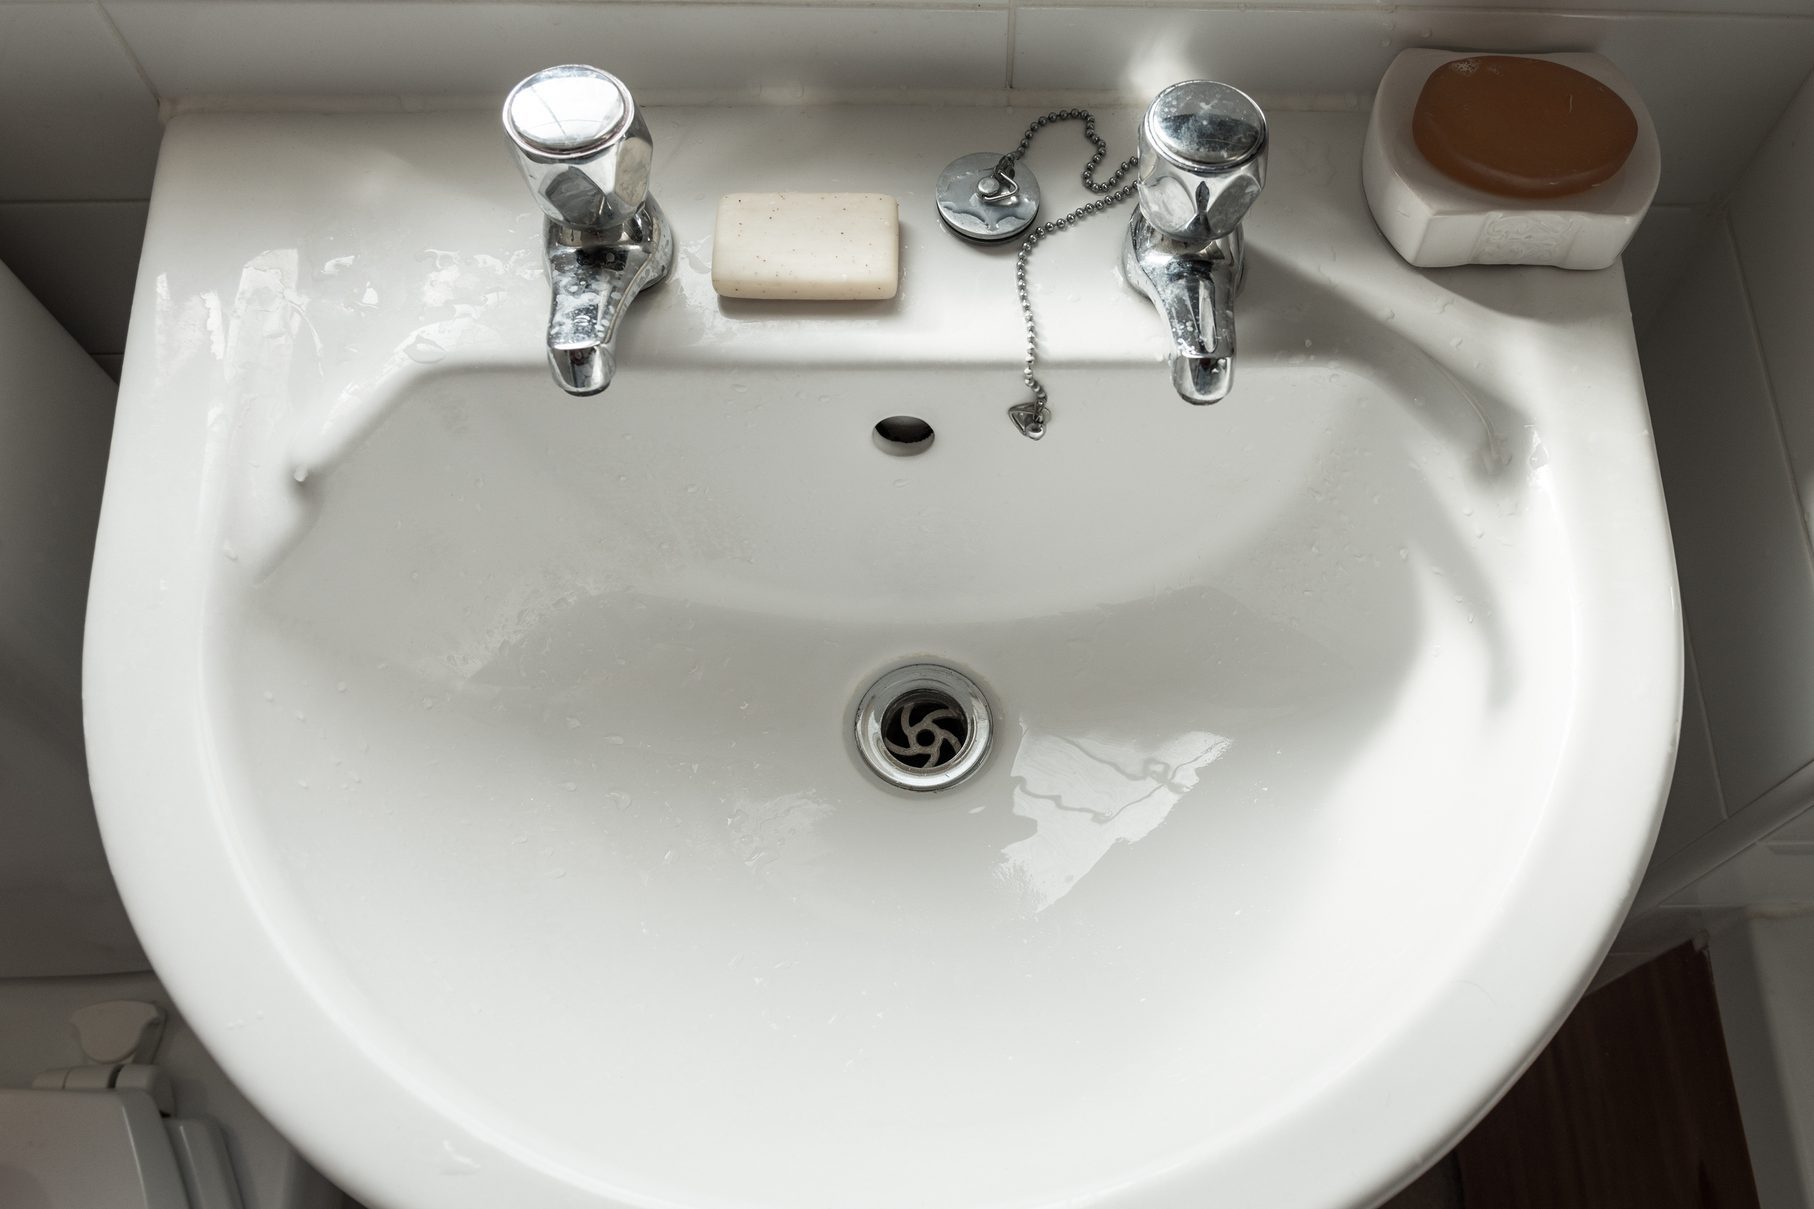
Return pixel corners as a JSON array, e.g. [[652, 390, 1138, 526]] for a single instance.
[[503, 65, 675, 395], [1122, 81, 1268, 405]]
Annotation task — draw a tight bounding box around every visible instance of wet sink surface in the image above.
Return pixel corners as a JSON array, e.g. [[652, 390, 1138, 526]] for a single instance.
[[233, 354, 1565, 1202], [89, 106, 1676, 1209]]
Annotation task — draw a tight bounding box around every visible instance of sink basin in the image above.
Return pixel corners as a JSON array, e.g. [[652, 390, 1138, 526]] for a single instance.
[[86, 106, 1679, 1209]]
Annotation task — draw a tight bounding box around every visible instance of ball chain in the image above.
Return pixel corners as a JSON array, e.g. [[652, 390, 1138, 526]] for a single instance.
[[1007, 112, 1140, 425]]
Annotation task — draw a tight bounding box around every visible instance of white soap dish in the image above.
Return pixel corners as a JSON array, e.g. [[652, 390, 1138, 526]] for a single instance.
[[1361, 50, 1660, 270]]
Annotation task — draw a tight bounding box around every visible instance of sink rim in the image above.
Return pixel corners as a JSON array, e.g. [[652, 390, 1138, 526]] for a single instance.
[[84, 105, 1681, 1209]]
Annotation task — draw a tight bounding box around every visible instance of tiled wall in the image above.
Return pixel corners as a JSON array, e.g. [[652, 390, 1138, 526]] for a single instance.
[[4, 0, 1814, 374], [0, 3, 159, 377], [1609, 65, 1814, 972]]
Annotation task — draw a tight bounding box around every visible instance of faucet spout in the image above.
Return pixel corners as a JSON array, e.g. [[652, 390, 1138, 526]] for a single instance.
[[543, 204, 674, 396], [1122, 214, 1243, 405]]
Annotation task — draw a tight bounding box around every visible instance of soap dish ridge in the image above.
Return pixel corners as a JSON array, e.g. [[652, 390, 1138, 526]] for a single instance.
[[1361, 50, 1661, 270]]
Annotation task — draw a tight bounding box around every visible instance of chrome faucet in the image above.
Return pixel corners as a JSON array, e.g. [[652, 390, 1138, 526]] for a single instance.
[[1122, 81, 1268, 405], [503, 65, 674, 395]]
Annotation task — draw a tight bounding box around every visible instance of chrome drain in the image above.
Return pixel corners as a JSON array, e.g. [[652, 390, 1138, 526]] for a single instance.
[[854, 664, 992, 792]]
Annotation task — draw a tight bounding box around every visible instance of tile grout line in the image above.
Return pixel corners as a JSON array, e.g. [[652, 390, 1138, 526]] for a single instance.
[[1723, 208, 1814, 587], [1004, 2, 1018, 93], [0, 199, 150, 208], [92, 0, 161, 108], [86, 0, 1814, 16], [1682, 630, 1732, 822]]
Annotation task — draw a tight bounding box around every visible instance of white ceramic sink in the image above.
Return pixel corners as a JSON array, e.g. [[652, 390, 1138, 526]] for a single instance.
[[86, 105, 1679, 1209]]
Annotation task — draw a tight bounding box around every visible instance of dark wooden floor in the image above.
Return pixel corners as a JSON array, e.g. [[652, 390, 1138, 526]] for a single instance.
[[1384, 943, 1760, 1209]]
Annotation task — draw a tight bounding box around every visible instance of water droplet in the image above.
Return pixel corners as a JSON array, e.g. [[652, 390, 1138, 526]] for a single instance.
[[439, 1141, 479, 1176], [404, 335, 446, 364]]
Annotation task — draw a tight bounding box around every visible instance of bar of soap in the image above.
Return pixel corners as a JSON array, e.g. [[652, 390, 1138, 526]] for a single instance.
[[1412, 56, 1638, 199], [712, 192, 899, 300]]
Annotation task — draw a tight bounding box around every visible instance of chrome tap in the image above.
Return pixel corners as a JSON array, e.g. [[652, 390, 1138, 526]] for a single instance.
[[1121, 81, 1267, 405], [503, 65, 674, 395]]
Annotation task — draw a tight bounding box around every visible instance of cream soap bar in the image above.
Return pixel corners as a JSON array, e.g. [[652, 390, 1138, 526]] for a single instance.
[[712, 192, 899, 300]]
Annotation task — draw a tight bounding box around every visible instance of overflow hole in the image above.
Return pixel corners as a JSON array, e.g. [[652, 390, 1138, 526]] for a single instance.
[[873, 416, 934, 456]]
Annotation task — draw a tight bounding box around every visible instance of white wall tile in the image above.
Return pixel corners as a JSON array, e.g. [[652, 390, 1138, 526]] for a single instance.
[[1643, 220, 1814, 811], [1623, 203, 1713, 338], [0, 202, 148, 355], [1710, 916, 1814, 1209], [0, 3, 161, 201], [1731, 66, 1814, 537], [1656, 640, 1728, 861], [105, 1, 1012, 98], [1012, 8, 1814, 206], [1666, 824, 1814, 907]]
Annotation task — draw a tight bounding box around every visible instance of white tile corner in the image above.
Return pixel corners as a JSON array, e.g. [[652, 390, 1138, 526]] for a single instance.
[[0, 1, 161, 201]]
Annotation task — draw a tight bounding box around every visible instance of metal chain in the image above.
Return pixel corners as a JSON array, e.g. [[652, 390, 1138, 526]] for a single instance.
[[1008, 111, 1139, 429], [1012, 108, 1138, 193]]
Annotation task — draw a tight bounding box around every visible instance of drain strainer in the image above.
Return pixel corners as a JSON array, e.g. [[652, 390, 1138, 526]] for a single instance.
[[853, 664, 992, 792]]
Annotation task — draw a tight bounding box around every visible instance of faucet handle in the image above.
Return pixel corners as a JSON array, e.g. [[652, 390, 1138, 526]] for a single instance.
[[1135, 81, 1268, 245], [504, 64, 655, 233]]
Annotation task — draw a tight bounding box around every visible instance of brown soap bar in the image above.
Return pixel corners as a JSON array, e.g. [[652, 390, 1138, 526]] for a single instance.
[[1412, 56, 1639, 199]]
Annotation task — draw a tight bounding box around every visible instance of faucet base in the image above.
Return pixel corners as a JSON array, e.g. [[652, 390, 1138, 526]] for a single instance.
[[544, 201, 675, 397]]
